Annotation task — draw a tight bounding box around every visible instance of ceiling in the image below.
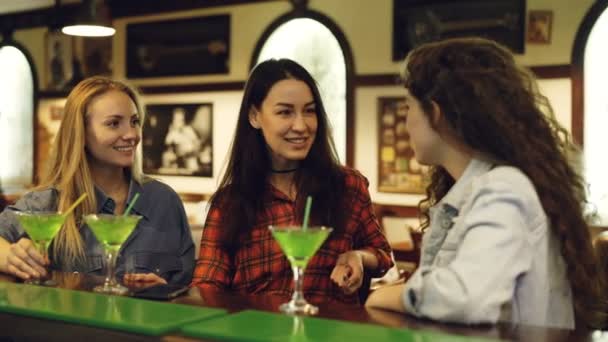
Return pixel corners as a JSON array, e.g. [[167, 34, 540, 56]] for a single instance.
[[0, 0, 80, 15], [0, 0, 276, 25]]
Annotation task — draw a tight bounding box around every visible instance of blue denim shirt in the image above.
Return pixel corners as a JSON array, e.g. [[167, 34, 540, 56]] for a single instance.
[[0, 179, 195, 286], [402, 158, 574, 329]]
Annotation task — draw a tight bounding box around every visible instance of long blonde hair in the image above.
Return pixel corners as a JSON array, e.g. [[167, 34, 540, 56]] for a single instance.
[[37, 76, 146, 267]]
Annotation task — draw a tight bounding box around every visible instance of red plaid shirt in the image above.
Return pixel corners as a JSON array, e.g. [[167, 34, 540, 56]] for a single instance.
[[191, 168, 393, 305]]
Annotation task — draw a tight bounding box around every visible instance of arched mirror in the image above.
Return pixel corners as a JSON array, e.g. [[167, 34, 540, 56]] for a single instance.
[[573, 0, 608, 225], [0, 40, 37, 192], [252, 11, 354, 165]]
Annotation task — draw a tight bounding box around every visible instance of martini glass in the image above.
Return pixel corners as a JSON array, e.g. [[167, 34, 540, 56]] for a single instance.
[[269, 225, 332, 315], [84, 214, 141, 295], [14, 211, 65, 286]]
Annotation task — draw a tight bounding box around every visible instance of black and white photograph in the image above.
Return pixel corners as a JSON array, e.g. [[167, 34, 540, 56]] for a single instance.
[[143, 103, 213, 177], [126, 14, 230, 78], [44, 31, 73, 90]]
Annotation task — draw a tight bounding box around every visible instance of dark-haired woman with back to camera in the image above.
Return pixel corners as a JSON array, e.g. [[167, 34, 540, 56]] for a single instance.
[[366, 37, 608, 330]]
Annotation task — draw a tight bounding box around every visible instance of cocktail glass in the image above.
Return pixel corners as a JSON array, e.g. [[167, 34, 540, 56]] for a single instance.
[[269, 225, 332, 315], [14, 211, 65, 286], [84, 214, 141, 295]]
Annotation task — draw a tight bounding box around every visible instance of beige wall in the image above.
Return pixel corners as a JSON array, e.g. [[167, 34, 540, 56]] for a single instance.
[[9, 0, 594, 207]]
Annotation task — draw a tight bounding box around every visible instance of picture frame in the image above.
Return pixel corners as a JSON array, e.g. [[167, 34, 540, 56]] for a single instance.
[[142, 103, 213, 177], [35, 98, 66, 181], [126, 14, 230, 78], [527, 10, 553, 44], [74, 36, 113, 78], [44, 31, 74, 91], [377, 97, 426, 194], [393, 0, 526, 61]]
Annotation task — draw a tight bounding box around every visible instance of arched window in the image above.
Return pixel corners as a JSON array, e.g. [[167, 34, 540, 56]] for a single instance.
[[573, 0, 608, 225], [0, 40, 37, 192], [252, 10, 354, 165]]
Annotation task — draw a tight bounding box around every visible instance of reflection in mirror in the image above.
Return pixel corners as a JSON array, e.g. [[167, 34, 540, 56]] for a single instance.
[[255, 18, 347, 164], [0, 45, 34, 192], [584, 7, 608, 225]]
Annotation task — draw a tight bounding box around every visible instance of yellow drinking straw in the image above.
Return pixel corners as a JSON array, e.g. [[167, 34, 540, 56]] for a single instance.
[[302, 196, 312, 231], [62, 193, 88, 218], [123, 193, 140, 216]]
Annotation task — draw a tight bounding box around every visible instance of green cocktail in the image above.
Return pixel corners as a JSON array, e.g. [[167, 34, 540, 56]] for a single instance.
[[14, 211, 66, 285], [269, 226, 332, 315], [271, 228, 331, 268], [84, 214, 141, 295]]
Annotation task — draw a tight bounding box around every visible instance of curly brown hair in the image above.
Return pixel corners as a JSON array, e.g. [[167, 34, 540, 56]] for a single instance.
[[403, 37, 607, 329]]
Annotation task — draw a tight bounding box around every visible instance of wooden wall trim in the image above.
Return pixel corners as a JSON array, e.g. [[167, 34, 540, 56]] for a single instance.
[[138, 81, 246, 94], [108, 0, 277, 18], [179, 192, 211, 203], [353, 65, 570, 89], [35, 65, 571, 98], [529, 65, 571, 79], [354, 74, 401, 87], [373, 203, 419, 218]]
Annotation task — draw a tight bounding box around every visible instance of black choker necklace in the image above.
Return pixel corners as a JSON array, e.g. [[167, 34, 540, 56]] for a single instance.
[[271, 167, 298, 173]]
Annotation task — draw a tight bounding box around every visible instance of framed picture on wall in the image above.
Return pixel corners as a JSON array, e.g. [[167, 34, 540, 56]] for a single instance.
[[393, 0, 526, 61], [527, 10, 553, 44], [126, 14, 230, 78], [142, 103, 213, 177], [74, 35, 113, 78], [44, 31, 74, 91], [377, 97, 426, 194], [36, 98, 66, 181]]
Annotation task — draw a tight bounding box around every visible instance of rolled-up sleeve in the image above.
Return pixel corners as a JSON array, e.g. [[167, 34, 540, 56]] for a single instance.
[[0, 190, 57, 243], [402, 184, 534, 324], [190, 203, 233, 290]]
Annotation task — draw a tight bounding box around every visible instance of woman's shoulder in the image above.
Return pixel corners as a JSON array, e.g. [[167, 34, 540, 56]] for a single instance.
[[339, 166, 370, 188], [138, 178, 181, 201], [481, 166, 536, 194], [472, 165, 542, 213], [13, 188, 59, 211]]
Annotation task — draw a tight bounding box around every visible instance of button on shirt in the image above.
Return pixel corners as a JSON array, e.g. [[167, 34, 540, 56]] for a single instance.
[[401, 158, 575, 329], [192, 168, 393, 305], [0, 179, 195, 286]]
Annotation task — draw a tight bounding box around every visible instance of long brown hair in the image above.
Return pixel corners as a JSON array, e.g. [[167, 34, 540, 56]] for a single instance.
[[37, 76, 146, 267], [404, 37, 607, 328], [211, 59, 346, 252]]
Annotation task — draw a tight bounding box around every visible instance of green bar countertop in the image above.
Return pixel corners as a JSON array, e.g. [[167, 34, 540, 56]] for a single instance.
[[0, 282, 226, 336], [181, 309, 499, 342]]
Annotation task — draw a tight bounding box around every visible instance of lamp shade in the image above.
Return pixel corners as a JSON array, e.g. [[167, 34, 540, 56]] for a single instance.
[[62, 0, 115, 37]]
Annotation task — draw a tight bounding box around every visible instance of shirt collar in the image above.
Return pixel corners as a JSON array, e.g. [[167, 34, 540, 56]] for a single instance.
[[94, 177, 148, 220], [438, 157, 494, 211], [268, 183, 293, 203]]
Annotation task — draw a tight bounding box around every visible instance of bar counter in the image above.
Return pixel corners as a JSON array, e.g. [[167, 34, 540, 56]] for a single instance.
[[0, 271, 596, 341]]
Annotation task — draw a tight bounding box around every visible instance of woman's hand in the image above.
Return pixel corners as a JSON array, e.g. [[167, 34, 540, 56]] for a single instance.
[[330, 251, 364, 294], [123, 272, 167, 289], [6, 238, 48, 280]]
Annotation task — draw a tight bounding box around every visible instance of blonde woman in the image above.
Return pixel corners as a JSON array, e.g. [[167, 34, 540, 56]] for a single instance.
[[0, 77, 194, 286]]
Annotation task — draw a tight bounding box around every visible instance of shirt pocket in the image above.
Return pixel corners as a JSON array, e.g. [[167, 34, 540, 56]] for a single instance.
[[133, 251, 182, 279], [85, 254, 104, 274], [130, 223, 179, 253], [433, 218, 465, 267]]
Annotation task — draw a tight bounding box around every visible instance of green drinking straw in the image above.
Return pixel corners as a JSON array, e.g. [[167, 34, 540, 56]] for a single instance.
[[123, 193, 140, 216], [302, 196, 312, 231], [62, 193, 88, 218]]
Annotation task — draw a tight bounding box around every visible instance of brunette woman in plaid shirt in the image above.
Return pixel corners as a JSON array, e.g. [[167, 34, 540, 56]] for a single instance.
[[191, 59, 392, 305]]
